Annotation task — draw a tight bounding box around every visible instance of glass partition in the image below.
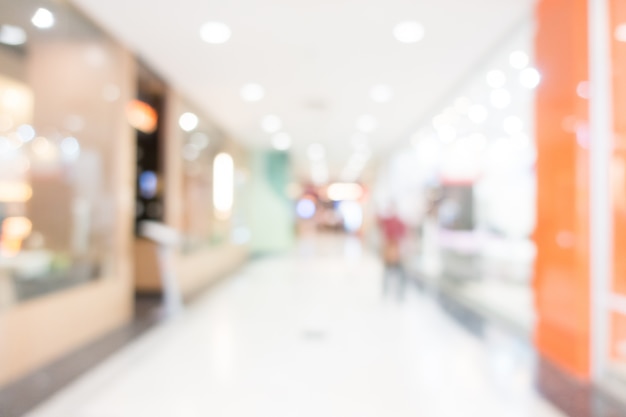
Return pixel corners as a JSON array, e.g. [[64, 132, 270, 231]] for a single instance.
[[134, 64, 166, 232], [607, 0, 626, 386], [0, 0, 128, 308], [178, 103, 224, 252], [373, 21, 537, 333]]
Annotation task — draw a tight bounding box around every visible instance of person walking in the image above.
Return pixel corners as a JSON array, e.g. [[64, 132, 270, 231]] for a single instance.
[[379, 210, 407, 299]]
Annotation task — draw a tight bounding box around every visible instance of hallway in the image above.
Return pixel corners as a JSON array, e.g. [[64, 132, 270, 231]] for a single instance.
[[26, 235, 564, 417]]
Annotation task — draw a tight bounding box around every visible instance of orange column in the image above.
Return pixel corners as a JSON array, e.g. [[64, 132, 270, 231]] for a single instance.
[[610, 0, 626, 366], [534, 0, 591, 379], [611, 0, 626, 296]]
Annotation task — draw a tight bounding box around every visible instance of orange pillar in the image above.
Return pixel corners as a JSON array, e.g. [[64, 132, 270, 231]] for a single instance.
[[534, 0, 591, 379], [610, 0, 626, 366], [611, 0, 626, 295]]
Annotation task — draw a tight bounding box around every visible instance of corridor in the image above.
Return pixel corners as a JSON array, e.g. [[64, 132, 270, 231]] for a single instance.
[[26, 235, 564, 417]]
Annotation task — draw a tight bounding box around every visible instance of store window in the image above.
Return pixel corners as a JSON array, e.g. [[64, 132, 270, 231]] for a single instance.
[[134, 64, 165, 232], [178, 104, 223, 252], [0, 0, 129, 307], [375, 22, 537, 333]]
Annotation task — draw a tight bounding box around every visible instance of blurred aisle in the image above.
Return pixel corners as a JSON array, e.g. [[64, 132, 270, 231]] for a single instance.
[[27, 235, 564, 417]]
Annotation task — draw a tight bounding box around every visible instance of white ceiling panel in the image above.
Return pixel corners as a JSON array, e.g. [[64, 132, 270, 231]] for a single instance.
[[71, 0, 534, 179]]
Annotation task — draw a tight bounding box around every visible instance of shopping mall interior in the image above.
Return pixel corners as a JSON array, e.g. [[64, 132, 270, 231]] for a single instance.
[[0, 0, 626, 416]]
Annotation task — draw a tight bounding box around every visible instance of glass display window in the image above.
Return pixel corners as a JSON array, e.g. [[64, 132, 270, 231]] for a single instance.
[[178, 103, 224, 252], [0, 0, 131, 307]]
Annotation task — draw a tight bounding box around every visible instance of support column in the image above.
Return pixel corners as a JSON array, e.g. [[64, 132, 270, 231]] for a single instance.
[[609, 0, 626, 377], [534, 0, 591, 379]]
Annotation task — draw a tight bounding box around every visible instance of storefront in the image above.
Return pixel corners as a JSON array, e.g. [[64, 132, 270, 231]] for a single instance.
[[0, 0, 136, 387], [0, 0, 249, 388], [133, 87, 249, 297], [375, 20, 538, 336], [373, 0, 626, 400]]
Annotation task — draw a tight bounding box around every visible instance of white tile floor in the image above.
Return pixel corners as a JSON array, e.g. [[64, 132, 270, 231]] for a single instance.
[[27, 235, 566, 417]]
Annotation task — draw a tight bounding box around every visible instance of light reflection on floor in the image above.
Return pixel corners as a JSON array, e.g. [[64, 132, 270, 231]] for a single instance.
[[27, 234, 565, 417]]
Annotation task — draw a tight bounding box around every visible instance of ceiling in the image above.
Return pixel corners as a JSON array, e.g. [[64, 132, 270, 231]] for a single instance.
[[70, 0, 534, 180]]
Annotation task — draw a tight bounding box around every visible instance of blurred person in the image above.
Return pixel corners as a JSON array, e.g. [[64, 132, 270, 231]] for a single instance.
[[378, 207, 408, 299]]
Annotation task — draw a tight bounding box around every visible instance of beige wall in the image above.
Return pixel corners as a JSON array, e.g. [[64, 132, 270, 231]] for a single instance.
[[176, 245, 247, 296], [0, 47, 26, 82], [135, 243, 248, 297], [134, 89, 249, 297], [0, 275, 132, 387], [133, 239, 161, 292], [0, 43, 136, 388], [162, 90, 184, 229]]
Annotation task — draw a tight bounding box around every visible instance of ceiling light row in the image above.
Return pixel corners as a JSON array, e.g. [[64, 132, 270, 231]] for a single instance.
[[415, 49, 537, 153], [0, 8, 56, 47], [200, 19, 422, 156], [217, 19, 415, 149], [354, 19, 421, 143], [200, 20, 425, 45], [32, 8, 54, 29], [179, 112, 199, 132]]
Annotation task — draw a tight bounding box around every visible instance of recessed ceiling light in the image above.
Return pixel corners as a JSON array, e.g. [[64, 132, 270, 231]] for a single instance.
[[490, 89, 511, 109], [356, 114, 378, 133], [370, 84, 393, 103], [520, 67, 541, 89], [0, 25, 27, 45], [272, 132, 291, 150], [31, 8, 55, 29], [468, 105, 488, 124], [486, 70, 506, 88], [17, 124, 35, 142], [261, 115, 282, 133], [200, 21, 231, 44], [503, 116, 524, 135], [307, 143, 325, 161], [61, 136, 80, 157], [509, 51, 529, 69], [179, 112, 199, 131], [393, 21, 424, 44], [615, 23, 626, 42], [240, 83, 264, 102]]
